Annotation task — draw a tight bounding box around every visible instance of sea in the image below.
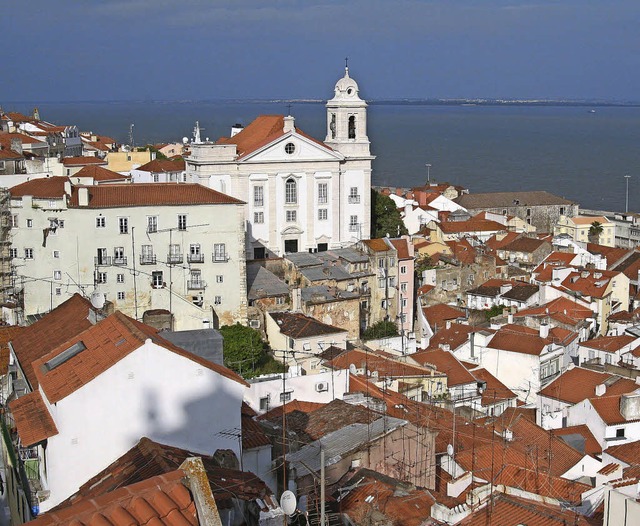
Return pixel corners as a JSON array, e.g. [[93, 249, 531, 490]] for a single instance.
[[7, 100, 640, 212]]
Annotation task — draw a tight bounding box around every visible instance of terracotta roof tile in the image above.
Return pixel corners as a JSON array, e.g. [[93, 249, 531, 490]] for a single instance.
[[62, 156, 107, 167], [581, 334, 637, 352], [74, 164, 130, 182], [501, 236, 549, 253], [28, 469, 198, 525], [242, 413, 271, 450], [605, 440, 640, 466], [257, 400, 324, 421], [0, 326, 24, 375], [422, 303, 466, 331], [9, 391, 58, 447], [68, 183, 243, 208], [361, 238, 392, 252], [551, 424, 602, 456], [590, 393, 640, 425], [427, 323, 474, 351], [328, 348, 436, 378], [487, 324, 552, 356], [10, 176, 68, 199], [539, 367, 638, 404], [10, 293, 95, 389], [514, 296, 594, 325], [438, 217, 506, 234], [471, 367, 517, 405], [269, 311, 345, 339], [389, 238, 410, 259], [136, 158, 185, 173], [412, 348, 477, 387]]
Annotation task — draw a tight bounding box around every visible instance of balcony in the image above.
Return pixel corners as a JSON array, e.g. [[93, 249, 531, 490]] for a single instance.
[[166, 254, 183, 264], [113, 256, 127, 266], [187, 280, 207, 290], [349, 224, 359, 232], [212, 253, 229, 263], [187, 253, 205, 263], [348, 195, 361, 204], [140, 254, 156, 265], [95, 256, 111, 266]]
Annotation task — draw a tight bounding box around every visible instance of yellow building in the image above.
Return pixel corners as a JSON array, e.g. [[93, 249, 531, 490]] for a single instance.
[[106, 150, 152, 172], [554, 215, 616, 247]]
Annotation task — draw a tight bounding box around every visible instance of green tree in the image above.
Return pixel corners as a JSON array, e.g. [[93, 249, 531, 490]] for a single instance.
[[371, 190, 408, 239], [362, 320, 399, 340], [588, 221, 603, 244], [219, 323, 285, 378], [415, 253, 436, 274]]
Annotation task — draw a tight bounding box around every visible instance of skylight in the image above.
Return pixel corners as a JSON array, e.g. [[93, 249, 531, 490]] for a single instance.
[[43, 341, 87, 372]]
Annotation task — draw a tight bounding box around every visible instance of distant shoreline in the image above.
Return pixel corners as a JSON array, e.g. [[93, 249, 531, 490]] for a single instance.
[[3, 98, 640, 108]]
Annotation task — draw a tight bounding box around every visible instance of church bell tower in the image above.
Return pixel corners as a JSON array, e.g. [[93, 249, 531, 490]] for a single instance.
[[325, 65, 371, 158]]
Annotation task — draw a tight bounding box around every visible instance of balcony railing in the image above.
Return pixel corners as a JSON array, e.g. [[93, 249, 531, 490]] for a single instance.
[[113, 256, 127, 266], [187, 280, 207, 290], [140, 254, 156, 265], [212, 253, 229, 263], [349, 224, 359, 232], [167, 254, 184, 264], [348, 195, 361, 204], [95, 256, 111, 266], [187, 253, 205, 263]]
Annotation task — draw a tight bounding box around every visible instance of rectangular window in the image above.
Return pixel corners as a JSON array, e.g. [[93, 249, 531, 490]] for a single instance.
[[318, 183, 328, 204], [286, 210, 297, 222], [55, 288, 61, 296], [119, 217, 128, 234], [24, 248, 33, 259], [253, 186, 264, 207], [11, 215, 18, 228], [280, 391, 292, 402], [53, 270, 61, 280], [216, 275, 223, 283], [26, 219, 33, 228], [114, 247, 125, 264], [117, 291, 125, 300], [400, 265, 407, 274], [9, 248, 17, 258], [402, 298, 407, 307], [616, 428, 625, 438], [285, 179, 297, 204], [97, 247, 107, 265], [349, 187, 360, 204], [152, 173, 159, 183], [214, 295, 222, 305], [349, 215, 358, 232], [96, 216, 105, 228], [400, 282, 407, 292], [96, 272, 107, 284], [178, 214, 187, 231], [117, 273, 125, 283], [318, 208, 328, 221], [152, 271, 163, 288], [213, 243, 227, 262], [190, 270, 202, 286], [57, 219, 64, 229], [254, 211, 264, 223], [147, 216, 157, 233], [259, 396, 269, 411]]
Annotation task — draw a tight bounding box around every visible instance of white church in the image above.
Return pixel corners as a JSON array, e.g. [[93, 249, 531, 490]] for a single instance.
[[185, 67, 374, 259]]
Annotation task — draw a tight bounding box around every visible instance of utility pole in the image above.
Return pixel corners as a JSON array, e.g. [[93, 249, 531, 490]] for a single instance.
[[426, 163, 432, 184], [625, 174, 631, 213]]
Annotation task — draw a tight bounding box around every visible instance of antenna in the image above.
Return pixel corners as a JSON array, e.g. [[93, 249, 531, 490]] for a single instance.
[[129, 124, 135, 149]]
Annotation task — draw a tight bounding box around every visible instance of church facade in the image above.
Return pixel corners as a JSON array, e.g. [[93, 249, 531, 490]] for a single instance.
[[185, 68, 374, 259]]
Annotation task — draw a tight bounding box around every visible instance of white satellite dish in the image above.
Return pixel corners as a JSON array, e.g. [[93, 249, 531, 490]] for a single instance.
[[446, 444, 454, 457], [90, 291, 105, 309], [182, 136, 189, 144], [280, 490, 297, 515], [349, 363, 357, 375]]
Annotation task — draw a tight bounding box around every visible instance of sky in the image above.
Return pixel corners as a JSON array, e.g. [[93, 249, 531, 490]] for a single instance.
[[1, 0, 639, 103]]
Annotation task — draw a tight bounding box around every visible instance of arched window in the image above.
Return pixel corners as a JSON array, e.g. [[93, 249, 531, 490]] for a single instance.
[[348, 115, 356, 139], [285, 177, 297, 204], [330, 114, 336, 139]]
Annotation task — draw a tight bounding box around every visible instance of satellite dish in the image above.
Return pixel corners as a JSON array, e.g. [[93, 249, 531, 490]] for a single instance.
[[447, 444, 454, 457], [182, 136, 189, 144], [90, 291, 105, 309], [349, 363, 357, 375], [280, 490, 297, 515]]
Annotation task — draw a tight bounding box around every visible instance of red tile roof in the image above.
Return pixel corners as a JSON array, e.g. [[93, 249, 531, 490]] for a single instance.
[[9, 391, 59, 447], [514, 296, 594, 325], [0, 148, 22, 160], [538, 367, 638, 404], [0, 326, 24, 375], [361, 238, 392, 252], [68, 183, 243, 208], [422, 303, 466, 331], [438, 217, 506, 234], [257, 399, 324, 421], [9, 176, 68, 199], [587, 243, 632, 268], [269, 311, 345, 338], [581, 334, 637, 353], [241, 413, 271, 450], [445, 238, 477, 264], [560, 269, 618, 299], [74, 164, 130, 181], [501, 236, 549, 253], [605, 440, 640, 466], [551, 424, 601, 456], [28, 469, 198, 525], [62, 156, 107, 166], [485, 231, 520, 250], [487, 324, 552, 356], [590, 393, 640, 425], [136, 158, 185, 173], [217, 115, 332, 159], [10, 293, 95, 389], [471, 367, 517, 406], [427, 322, 474, 352], [411, 348, 477, 387], [389, 238, 411, 259], [328, 348, 436, 378]]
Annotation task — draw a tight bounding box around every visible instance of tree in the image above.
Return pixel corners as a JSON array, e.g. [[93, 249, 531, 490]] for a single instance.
[[415, 253, 436, 274], [219, 323, 283, 378], [371, 190, 408, 239], [362, 320, 399, 340], [588, 221, 603, 244]]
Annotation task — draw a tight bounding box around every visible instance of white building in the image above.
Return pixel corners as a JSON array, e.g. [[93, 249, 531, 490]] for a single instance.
[[8, 308, 248, 513], [9, 177, 247, 329], [185, 68, 373, 259]]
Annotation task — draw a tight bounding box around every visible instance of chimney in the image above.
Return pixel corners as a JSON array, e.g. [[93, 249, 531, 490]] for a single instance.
[[446, 320, 452, 330], [507, 313, 514, 324], [283, 115, 295, 133], [292, 287, 302, 311], [78, 187, 89, 207], [64, 180, 72, 196], [620, 392, 640, 421], [539, 322, 549, 339], [595, 384, 606, 397], [230, 123, 244, 137]]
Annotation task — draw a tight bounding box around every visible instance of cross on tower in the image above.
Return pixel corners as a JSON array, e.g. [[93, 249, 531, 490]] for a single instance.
[[345, 57, 349, 69]]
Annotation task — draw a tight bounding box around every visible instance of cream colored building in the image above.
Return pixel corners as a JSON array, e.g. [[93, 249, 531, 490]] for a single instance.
[[554, 215, 616, 247], [106, 150, 153, 172], [9, 177, 247, 329], [185, 68, 373, 259]]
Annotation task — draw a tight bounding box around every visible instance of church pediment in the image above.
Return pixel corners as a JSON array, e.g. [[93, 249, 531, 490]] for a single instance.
[[281, 225, 304, 235], [241, 132, 343, 164]]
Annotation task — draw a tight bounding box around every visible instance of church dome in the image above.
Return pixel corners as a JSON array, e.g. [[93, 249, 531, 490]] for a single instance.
[[333, 67, 361, 100]]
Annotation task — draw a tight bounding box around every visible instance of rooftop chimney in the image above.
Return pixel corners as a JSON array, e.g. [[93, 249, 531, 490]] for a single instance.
[[78, 187, 89, 207], [595, 384, 606, 397], [283, 115, 295, 133], [230, 123, 244, 137], [539, 322, 549, 339], [620, 392, 640, 421]]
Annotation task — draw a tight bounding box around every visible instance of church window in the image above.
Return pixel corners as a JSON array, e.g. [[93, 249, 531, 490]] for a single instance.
[[318, 209, 327, 221], [285, 178, 297, 204], [348, 115, 356, 139], [286, 210, 297, 223], [318, 183, 328, 204], [349, 215, 358, 232], [285, 142, 296, 155], [254, 211, 264, 224], [253, 186, 264, 207], [330, 114, 336, 139]]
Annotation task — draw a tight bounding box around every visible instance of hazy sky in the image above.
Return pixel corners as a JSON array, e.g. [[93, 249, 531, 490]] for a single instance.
[[2, 1, 639, 102]]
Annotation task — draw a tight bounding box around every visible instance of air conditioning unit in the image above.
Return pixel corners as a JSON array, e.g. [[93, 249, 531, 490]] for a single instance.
[[315, 381, 329, 392], [249, 319, 260, 329]]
